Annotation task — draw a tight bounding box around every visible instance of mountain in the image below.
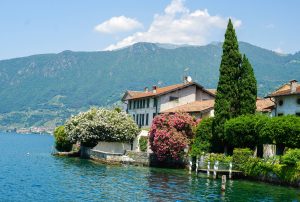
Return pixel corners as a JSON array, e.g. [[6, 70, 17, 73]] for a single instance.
[[0, 42, 299, 130]]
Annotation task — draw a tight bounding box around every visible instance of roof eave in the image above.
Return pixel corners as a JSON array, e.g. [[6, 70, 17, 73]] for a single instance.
[[266, 92, 300, 98]]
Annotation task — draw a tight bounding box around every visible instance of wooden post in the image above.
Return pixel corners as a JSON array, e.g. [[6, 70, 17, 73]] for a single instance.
[[213, 162, 216, 179], [221, 175, 226, 191], [207, 161, 210, 177], [189, 157, 192, 174], [195, 156, 199, 174], [213, 161, 219, 179], [229, 162, 232, 179]]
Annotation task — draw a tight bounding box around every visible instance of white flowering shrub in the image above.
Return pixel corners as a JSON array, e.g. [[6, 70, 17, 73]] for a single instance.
[[65, 108, 140, 147]]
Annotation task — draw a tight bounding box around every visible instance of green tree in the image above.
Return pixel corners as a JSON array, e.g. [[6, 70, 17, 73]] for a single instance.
[[260, 115, 300, 154], [224, 114, 269, 149], [190, 118, 213, 157], [213, 19, 242, 151], [238, 55, 257, 115], [54, 126, 73, 152]]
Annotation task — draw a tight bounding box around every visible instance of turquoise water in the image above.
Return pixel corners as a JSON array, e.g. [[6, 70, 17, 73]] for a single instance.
[[0, 132, 299, 201]]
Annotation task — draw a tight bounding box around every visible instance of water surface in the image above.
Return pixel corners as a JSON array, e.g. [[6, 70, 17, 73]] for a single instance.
[[0, 132, 299, 201]]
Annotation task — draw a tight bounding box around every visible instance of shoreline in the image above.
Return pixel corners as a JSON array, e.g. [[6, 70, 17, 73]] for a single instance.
[[53, 151, 300, 188]]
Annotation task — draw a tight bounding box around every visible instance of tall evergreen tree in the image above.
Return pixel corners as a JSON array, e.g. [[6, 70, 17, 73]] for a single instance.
[[238, 55, 257, 115], [213, 19, 242, 152]]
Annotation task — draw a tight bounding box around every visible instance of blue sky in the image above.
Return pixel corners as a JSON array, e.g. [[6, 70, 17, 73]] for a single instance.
[[0, 0, 299, 60]]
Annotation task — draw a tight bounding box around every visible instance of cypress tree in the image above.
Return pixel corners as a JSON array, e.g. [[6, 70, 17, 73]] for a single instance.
[[238, 54, 257, 115], [213, 19, 242, 152]]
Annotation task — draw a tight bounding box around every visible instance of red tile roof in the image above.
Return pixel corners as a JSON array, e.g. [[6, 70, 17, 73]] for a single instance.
[[162, 99, 274, 114], [123, 82, 214, 100], [207, 89, 216, 95], [256, 98, 275, 112], [162, 100, 215, 113], [268, 86, 300, 97]]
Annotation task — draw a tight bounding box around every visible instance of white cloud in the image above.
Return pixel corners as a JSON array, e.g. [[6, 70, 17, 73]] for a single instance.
[[274, 47, 284, 54], [164, 0, 188, 14], [105, 0, 242, 50], [94, 16, 143, 34]]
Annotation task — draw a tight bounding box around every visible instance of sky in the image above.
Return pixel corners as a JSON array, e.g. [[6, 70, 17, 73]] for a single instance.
[[0, 0, 299, 60]]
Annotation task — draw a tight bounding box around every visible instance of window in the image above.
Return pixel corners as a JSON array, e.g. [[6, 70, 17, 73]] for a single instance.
[[141, 114, 145, 126], [146, 113, 149, 125], [278, 113, 284, 116], [128, 101, 132, 110], [137, 100, 140, 109], [153, 98, 157, 107], [297, 98, 300, 105], [139, 114, 143, 126], [136, 114, 139, 124], [153, 113, 156, 119], [169, 96, 179, 102], [133, 114, 135, 120], [147, 99, 150, 108], [278, 100, 283, 106], [296, 112, 300, 117], [133, 100, 136, 109], [140, 100, 143, 108], [142, 99, 145, 108]]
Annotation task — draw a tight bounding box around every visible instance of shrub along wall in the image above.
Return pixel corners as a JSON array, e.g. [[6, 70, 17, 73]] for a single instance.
[[149, 112, 197, 162], [54, 125, 73, 152], [233, 148, 300, 187], [65, 108, 140, 147], [139, 136, 148, 152], [223, 114, 300, 155]]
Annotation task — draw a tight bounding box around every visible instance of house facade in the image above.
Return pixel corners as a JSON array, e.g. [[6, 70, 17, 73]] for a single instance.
[[122, 79, 277, 127], [122, 81, 215, 127], [267, 80, 300, 117]]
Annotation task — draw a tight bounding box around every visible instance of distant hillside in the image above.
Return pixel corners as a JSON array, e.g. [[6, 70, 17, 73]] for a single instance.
[[0, 42, 299, 130]]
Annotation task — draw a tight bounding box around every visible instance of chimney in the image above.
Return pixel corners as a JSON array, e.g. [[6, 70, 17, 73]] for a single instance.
[[290, 80, 298, 93], [152, 85, 157, 93], [183, 76, 188, 84], [144, 87, 149, 92]]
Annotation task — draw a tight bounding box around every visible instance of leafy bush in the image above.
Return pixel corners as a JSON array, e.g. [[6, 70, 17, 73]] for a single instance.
[[225, 114, 270, 149], [260, 115, 300, 149], [65, 108, 140, 147], [281, 149, 300, 166], [190, 118, 213, 157], [232, 148, 253, 170], [149, 112, 197, 161], [53, 126, 73, 152], [242, 156, 300, 184], [205, 153, 232, 164], [139, 136, 148, 152]]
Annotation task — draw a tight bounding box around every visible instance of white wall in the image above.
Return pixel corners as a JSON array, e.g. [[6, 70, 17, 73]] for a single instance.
[[275, 95, 300, 115], [93, 142, 132, 154], [132, 130, 149, 152], [158, 85, 196, 112], [126, 85, 215, 127], [196, 88, 215, 101], [127, 98, 157, 127]]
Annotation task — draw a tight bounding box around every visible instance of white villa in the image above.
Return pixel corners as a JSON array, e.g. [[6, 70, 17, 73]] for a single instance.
[[122, 78, 275, 127], [267, 80, 300, 117], [122, 79, 216, 127]]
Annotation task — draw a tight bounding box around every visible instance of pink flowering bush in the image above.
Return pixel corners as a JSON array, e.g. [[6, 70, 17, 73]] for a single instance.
[[149, 112, 197, 161]]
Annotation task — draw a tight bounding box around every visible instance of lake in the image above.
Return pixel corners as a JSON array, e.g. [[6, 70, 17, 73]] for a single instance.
[[0, 132, 299, 201]]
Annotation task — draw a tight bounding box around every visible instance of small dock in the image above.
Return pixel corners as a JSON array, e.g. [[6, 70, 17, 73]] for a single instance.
[[197, 169, 243, 179]]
